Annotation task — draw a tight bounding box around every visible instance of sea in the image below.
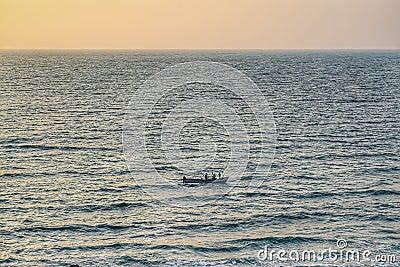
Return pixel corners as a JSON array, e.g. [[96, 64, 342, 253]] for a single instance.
[[0, 50, 399, 266]]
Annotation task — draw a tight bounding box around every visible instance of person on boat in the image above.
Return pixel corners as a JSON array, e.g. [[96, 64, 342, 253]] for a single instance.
[[205, 173, 208, 180], [218, 172, 221, 179], [183, 176, 186, 182], [212, 172, 216, 180]]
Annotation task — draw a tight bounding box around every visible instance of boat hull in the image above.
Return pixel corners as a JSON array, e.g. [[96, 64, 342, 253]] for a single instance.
[[182, 178, 228, 184]]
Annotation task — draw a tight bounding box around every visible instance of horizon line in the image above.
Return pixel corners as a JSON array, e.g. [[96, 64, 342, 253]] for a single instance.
[[1, 48, 399, 51]]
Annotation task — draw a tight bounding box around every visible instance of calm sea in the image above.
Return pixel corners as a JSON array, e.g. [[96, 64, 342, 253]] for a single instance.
[[0, 50, 399, 266]]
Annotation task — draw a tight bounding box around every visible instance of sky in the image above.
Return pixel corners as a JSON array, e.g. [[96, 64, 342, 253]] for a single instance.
[[0, 0, 399, 50]]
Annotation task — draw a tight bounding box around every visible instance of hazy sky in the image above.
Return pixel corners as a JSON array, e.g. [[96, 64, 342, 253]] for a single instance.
[[1, 0, 399, 49]]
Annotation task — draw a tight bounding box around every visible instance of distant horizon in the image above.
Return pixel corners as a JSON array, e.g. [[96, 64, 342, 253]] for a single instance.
[[1, 48, 399, 51]]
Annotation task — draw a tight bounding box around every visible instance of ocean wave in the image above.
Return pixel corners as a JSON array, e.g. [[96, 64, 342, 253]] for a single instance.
[[0, 143, 116, 152], [65, 202, 149, 212], [227, 235, 322, 246], [362, 189, 400, 196], [163, 257, 257, 267], [16, 222, 150, 233]]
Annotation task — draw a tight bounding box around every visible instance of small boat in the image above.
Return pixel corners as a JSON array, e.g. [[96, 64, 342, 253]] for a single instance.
[[182, 177, 228, 184]]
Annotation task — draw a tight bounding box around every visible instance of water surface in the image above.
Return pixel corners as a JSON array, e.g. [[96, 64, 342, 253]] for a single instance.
[[0, 50, 399, 266]]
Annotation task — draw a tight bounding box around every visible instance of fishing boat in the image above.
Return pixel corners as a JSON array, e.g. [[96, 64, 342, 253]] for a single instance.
[[182, 177, 228, 184]]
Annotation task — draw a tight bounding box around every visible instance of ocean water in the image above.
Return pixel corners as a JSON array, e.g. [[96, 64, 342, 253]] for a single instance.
[[0, 50, 399, 266]]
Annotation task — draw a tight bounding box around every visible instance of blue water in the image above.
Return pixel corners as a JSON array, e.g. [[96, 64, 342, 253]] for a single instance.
[[0, 50, 399, 266]]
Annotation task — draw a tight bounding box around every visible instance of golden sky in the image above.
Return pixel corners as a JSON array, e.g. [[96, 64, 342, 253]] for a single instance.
[[0, 0, 399, 49]]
